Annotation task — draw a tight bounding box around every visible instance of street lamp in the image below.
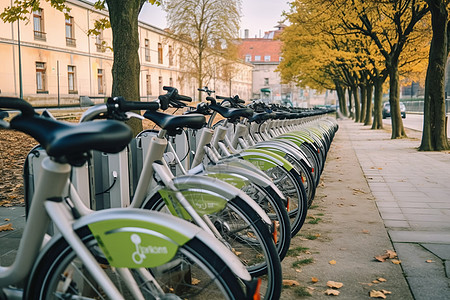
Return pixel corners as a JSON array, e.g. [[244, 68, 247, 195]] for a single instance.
[[17, 18, 23, 99]]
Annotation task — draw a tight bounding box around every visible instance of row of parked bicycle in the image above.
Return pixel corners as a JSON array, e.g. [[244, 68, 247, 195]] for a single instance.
[[0, 86, 338, 299]]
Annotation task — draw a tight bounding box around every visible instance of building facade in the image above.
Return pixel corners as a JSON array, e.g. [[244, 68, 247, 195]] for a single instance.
[[0, 0, 252, 106], [238, 23, 336, 107]]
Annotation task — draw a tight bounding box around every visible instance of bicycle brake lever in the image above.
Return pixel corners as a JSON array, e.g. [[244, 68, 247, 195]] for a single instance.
[[125, 112, 145, 120]]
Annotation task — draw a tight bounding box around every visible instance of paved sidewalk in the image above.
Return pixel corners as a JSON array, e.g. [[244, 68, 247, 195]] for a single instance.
[[345, 119, 450, 299]]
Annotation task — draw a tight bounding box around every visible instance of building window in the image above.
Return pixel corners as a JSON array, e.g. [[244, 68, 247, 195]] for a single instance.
[[68, 65, 77, 94], [168, 45, 173, 66], [159, 76, 163, 94], [264, 78, 269, 86], [95, 30, 104, 52], [146, 74, 152, 95], [145, 39, 150, 62], [97, 69, 104, 94], [245, 54, 251, 62], [254, 55, 261, 61], [36, 62, 47, 92], [264, 55, 271, 61], [158, 43, 163, 64], [65, 17, 76, 46], [33, 8, 46, 40]]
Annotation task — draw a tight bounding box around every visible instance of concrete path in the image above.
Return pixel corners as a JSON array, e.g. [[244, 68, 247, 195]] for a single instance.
[[346, 119, 450, 299]]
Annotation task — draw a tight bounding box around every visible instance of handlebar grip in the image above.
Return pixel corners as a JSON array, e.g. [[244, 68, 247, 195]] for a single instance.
[[115, 97, 159, 111], [216, 95, 229, 100], [176, 94, 192, 102], [206, 97, 215, 102], [237, 98, 245, 104], [0, 97, 35, 116]]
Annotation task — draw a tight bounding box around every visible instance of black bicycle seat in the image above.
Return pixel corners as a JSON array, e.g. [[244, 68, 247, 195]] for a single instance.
[[209, 104, 254, 122], [10, 114, 132, 166], [143, 110, 206, 135]]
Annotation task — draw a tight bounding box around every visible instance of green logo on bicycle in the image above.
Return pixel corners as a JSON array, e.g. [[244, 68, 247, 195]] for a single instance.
[[89, 219, 187, 268]]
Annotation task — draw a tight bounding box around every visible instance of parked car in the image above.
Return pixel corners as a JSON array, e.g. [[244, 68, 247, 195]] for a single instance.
[[382, 102, 406, 119]]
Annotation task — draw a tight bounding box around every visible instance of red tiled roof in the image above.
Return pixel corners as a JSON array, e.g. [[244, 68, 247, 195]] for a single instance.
[[238, 39, 282, 62]]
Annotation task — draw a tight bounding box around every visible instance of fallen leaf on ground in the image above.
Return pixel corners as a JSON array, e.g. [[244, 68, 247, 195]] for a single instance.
[[391, 259, 401, 265], [426, 260, 433, 263], [375, 255, 389, 262], [311, 277, 319, 283], [386, 250, 397, 258], [4, 218, 10, 221], [192, 278, 200, 285], [362, 230, 370, 234], [231, 248, 242, 256], [295, 269, 301, 273], [329, 260, 337, 265], [372, 280, 380, 284], [375, 250, 397, 262], [325, 289, 340, 296], [378, 278, 387, 282], [381, 290, 392, 295], [370, 290, 387, 298], [0, 223, 14, 232], [283, 279, 300, 287], [327, 281, 343, 289]]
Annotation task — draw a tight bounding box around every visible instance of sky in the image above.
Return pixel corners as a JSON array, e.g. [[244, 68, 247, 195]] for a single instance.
[[138, 0, 291, 39]]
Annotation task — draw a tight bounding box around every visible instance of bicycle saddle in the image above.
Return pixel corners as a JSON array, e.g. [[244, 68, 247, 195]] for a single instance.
[[143, 110, 206, 135], [11, 114, 132, 166], [209, 104, 254, 123]]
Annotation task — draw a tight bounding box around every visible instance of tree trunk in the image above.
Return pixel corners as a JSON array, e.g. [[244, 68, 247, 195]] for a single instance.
[[336, 83, 348, 116], [352, 85, 361, 122], [360, 84, 367, 123], [107, 0, 145, 135], [364, 84, 373, 126], [420, 0, 450, 151], [372, 76, 384, 129], [388, 65, 407, 138], [348, 88, 354, 119]]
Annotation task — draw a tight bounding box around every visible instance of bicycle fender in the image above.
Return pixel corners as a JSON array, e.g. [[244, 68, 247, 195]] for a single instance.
[[171, 175, 272, 225], [239, 148, 294, 172], [35, 208, 251, 281]]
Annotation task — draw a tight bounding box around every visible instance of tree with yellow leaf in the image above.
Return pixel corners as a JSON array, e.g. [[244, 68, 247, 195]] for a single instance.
[[419, 0, 450, 151], [330, 0, 429, 138]]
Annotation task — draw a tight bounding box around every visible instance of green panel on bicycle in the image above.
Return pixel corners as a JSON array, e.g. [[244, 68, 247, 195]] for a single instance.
[[205, 173, 247, 189], [240, 148, 293, 171], [89, 219, 188, 268], [159, 188, 228, 218]]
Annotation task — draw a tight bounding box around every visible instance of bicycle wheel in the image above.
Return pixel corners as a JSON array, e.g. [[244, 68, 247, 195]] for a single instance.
[[242, 182, 291, 261], [26, 226, 248, 300], [262, 164, 308, 237], [143, 193, 282, 300], [204, 168, 291, 261]]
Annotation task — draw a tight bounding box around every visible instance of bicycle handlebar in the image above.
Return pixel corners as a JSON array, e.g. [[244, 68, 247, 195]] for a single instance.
[[0, 97, 35, 116], [111, 97, 160, 111]]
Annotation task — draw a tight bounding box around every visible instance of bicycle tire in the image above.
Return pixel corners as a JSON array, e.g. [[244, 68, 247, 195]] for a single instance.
[[143, 193, 282, 300], [26, 226, 248, 300], [261, 163, 308, 237]]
